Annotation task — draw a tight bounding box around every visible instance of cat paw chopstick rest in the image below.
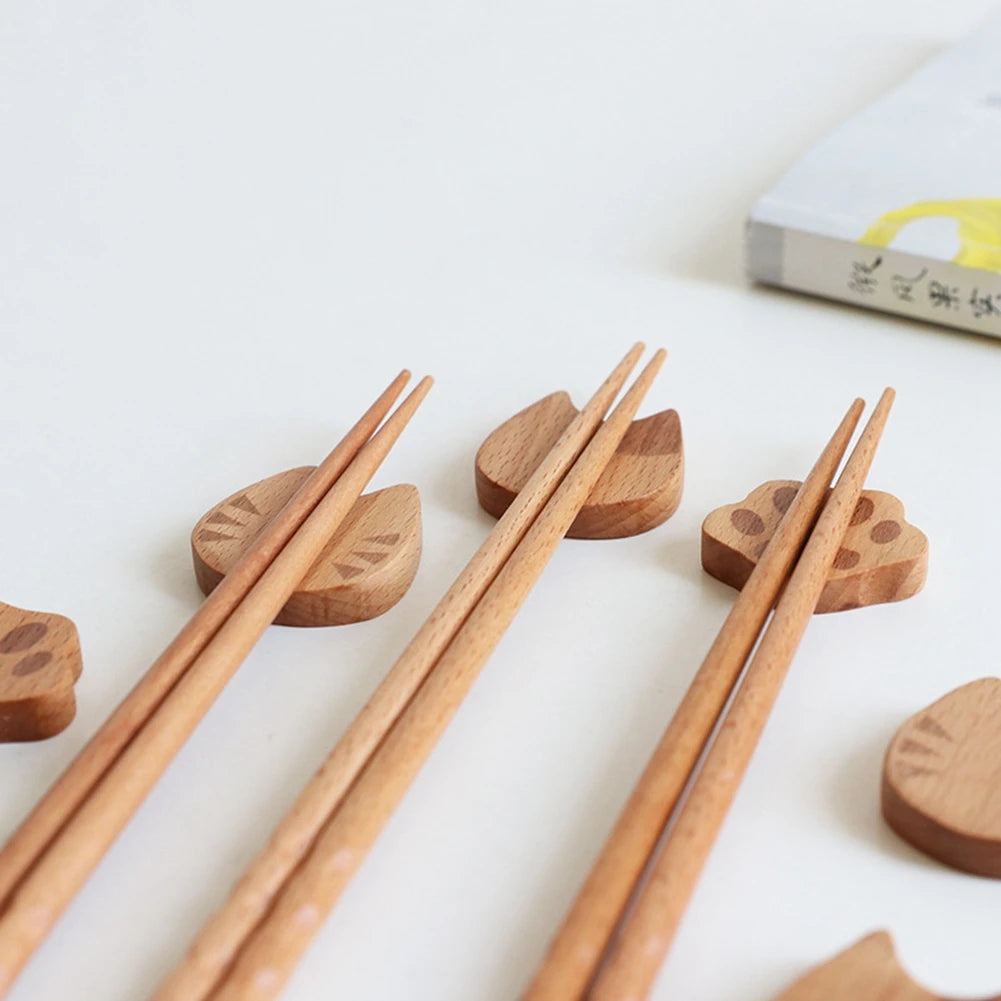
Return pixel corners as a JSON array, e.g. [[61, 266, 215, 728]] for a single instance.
[[475, 390, 683, 538], [883, 678, 1001, 877], [0, 600, 82, 741], [771, 931, 999, 1001], [702, 479, 927, 612], [192, 467, 421, 627]]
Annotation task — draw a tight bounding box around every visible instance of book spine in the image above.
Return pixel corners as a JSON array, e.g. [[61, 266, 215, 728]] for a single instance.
[[746, 221, 1001, 338]]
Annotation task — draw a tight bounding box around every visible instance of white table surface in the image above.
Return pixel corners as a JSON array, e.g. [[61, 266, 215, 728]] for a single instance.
[[3, 1, 1001, 998]]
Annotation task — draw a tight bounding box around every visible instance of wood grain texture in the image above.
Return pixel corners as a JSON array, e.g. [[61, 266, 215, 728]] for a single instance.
[[0, 376, 431, 997], [475, 391, 683, 538], [702, 479, 927, 613], [0, 371, 412, 926], [772, 933, 938, 1001], [198, 351, 667, 1001], [520, 401, 864, 1001], [151, 345, 647, 1001], [772, 931, 1001, 1001], [0, 602, 82, 742], [883, 678, 1001, 877], [192, 469, 421, 627], [589, 389, 895, 1001]]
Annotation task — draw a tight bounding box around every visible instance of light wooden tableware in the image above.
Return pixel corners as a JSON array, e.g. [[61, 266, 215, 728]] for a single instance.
[[0, 370, 410, 916], [0, 601, 82, 742], [0, 374, 432, 997], [588, 388, 895, 1001], [883, 677, 1001, 877], [520, 398, 864, 1001], [703, 479, 927, 613], [476, 390, 683, 538], [193, 471, 422, 627], [207, 350, 667, 1001], [152, 344, 649, 1001], [772, 931, 1000, 1001]]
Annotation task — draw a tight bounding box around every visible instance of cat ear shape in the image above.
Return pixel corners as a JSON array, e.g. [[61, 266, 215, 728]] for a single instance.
[[702, 479, 927, 613], [883, 678, 1001, 877], [0, 601, 82, 741], [475, 391, 683, 539], [192, 467, 421, 628], [772, 932, 943, 1001]]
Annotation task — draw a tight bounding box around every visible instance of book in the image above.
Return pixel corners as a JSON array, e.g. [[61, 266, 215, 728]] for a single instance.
[[746, 9, 1001, 337]]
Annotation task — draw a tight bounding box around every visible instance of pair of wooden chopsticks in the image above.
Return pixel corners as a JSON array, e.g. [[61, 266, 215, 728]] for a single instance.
[[148, 343, 665, 1001], [520, 388, 896, 1001], [0, 370, 433, 996]]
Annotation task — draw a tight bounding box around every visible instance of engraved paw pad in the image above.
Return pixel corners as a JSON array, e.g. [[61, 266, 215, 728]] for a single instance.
[[702, 479, 927, 613], [0, 602, 82, 741]]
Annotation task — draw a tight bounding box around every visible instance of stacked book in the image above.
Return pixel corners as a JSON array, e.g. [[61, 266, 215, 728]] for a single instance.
[[747, 9, 1001, 338]]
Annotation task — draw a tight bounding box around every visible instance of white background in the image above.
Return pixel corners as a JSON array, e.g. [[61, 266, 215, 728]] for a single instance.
[[2, 1, 1001, 999]]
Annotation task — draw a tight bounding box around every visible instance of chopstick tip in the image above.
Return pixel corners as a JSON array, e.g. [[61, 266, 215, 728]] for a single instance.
[[624, 342, 646, 365], [406, 374, 434, 400], [868, 387, 896, 421], [641, 347, 667, 376]]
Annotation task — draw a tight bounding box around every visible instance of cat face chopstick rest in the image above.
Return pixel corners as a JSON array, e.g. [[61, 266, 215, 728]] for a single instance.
[[771, 931, 999, 1001]]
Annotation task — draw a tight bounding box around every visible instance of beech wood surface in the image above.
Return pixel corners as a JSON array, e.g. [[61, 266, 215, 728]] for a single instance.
[[702, 479, 927, 613], [0, 375, 432, 997], [475, 391, 683, 538], [588, 389, 896, 1001], [883, 677, 1001, 877], [175, 350, 666, 1001], [520, 399, 863, 1001], [0, 370, 411, 920], [193, 472, 422, 627], [772, 931, 1000, 1001], [0, 602, 83, 742], [151, 345, 646, 1001]]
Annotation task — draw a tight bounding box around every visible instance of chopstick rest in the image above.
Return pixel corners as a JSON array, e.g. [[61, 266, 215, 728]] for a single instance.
[[883, 677, 1001, 877], [520, 399, 865, 1001], [475, 390, 683, 538], [0, 372, 431, 996], [702, 479, 927, 613], [770, 931, 1000, 1001], [150, 345, 660, 1001], [587, 391, 896, 1001], [192, 468, 421, 627], [0, 601, 82, 742], [523, 391, 904, 1001]]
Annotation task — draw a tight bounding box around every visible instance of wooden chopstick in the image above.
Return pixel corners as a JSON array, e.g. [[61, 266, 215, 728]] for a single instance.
[[153, 344, 647, 1001], [589, 388, 895, 1001], [0, 370, 411, 918], [520, 396, 866, 1001], [185, 349, 668, 1001], [0, 374, 433, 995]]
